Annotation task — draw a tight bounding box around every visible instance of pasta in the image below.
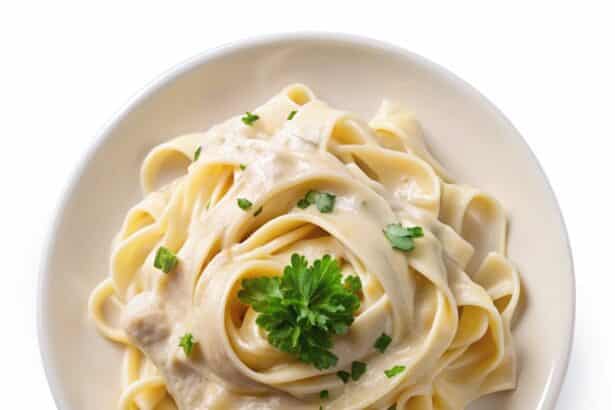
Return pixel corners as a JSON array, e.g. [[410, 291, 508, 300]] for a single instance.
[[88, 84, 521, 410]]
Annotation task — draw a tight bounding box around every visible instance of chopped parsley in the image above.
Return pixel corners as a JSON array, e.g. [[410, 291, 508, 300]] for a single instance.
[[316, 193, 335, 213], [297, 190, 336, 213], [388, 405, 397, 410], [179, 333, 195, 356], [319, 390, 329, 399], [153, 246, 177, 273], [237, 198, 253, 211], [253, 206, 263, 216], [238, 254, 361, 370], [287, 110, 298, 120], [239, 164, 247, 170], [383, 223, 423, 252], [374, 333, 392, 353], [194, 146, 202, 161], [241, 112, 259, 126], [351, 361, 367, 381], [384, 365, 406, 378], [336, 370, 350, 383]]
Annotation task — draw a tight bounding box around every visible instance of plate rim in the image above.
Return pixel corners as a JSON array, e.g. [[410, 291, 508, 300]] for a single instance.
[[37, 31, 575, 410]]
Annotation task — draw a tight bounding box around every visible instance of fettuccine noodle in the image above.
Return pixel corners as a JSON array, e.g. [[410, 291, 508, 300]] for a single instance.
[[89, 85, 521, 410]]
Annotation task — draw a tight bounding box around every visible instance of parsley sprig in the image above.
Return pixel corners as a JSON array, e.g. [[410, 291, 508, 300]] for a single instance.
[[383, 223, 423, 252], [238, 254, 362, 369]]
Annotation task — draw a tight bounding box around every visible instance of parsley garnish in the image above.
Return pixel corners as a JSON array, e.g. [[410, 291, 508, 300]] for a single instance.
[[179, 333, 195, 356], [337, 370, 350, 383], [384, 365, 406, 378], [383, 223, 423, 252], [344, 276, 362, 293], [253, 206, 263, 216], [320, 390, 329, 399], [238, 254, 361, 370], [351, 361, 367, 381], [237, 198, 253, 210], [388, 405, 397, 410], [297, 199, 310, 209], [154, 246, 177, 273], [316, 193, 335, 213], [241, 112, 259, 126], [194, 146, 202, 161], [239, 164, 246, 170], [374, 333, 392, 353], [297, 190, 319, 209], [288, 110, 297, 120], [297, 190, 336, 213]]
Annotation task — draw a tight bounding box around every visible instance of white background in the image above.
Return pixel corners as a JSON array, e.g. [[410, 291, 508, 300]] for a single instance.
[[1, 1, 613, 408]]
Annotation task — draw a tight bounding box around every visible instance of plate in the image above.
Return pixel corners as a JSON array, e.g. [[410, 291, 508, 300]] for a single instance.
[[38, 33, 574, 410]]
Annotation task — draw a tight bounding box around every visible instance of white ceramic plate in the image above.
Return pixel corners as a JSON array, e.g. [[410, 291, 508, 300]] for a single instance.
[[38, 33, 574, 410]]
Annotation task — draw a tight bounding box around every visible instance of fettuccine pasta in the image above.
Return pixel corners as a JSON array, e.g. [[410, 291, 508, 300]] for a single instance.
[[89, 85, 521, 410]]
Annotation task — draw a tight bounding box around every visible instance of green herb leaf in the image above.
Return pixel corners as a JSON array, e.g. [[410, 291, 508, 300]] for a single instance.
[[384, 365, 406, 378], [383, 223, 423, 252], [297, 190, 318, 209], [297, 190, 336, 213], [240, 164, 247, 170], [194, 146, 202, 161], [288, 110, 298, 120], [351, 361, 367, 381], [238, 276, 282, 310], [320, 390, 329, 399], [253, 206, 263, 216], [154, 246, 177, 273], [388, 405, 397, 410], [336, 370, 350, 383], [344, 276, 362, 294], [237, 198, 253, 210], [305, 190, 319, 204], [374, 333, 392, 353], [315, 192, 335, 213], [179, 333, 195, 356], [238, 254, 361, 370], [241, 112, 259, 126]]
